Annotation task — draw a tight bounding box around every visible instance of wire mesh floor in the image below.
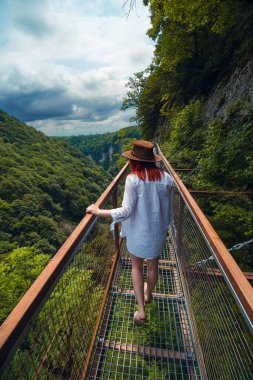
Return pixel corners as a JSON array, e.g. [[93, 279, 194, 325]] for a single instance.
[[88, 235, 202, 379]]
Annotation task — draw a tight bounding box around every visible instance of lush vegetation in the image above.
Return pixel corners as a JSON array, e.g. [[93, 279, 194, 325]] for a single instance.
[[0, 110, 110, 321], [122, 0, 253, 270], [3, 221, 116, 378], [159, 101, 253, 270], [123, 0, 252, 137], [59, 126, 141, 174]]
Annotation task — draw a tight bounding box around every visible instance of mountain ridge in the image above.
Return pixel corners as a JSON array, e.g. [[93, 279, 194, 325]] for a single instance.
[[59, 125, 141, 174]]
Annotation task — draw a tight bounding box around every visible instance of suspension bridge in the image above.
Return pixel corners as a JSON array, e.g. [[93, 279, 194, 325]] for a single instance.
[[0, 145, 252, 379]]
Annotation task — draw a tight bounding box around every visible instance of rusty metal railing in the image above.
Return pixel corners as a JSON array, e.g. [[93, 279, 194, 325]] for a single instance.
[[156, 145, 253, 379], [0, 163, 129, 379]]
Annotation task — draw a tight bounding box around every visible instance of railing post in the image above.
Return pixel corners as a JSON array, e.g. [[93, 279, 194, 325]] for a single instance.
[[176, 197, 184, 258], [112, 187, 119, 252]]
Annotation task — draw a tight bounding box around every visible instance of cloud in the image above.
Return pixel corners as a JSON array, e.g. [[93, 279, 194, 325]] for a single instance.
[[0, 0, 54, 38], [0, 0, 153, 135], [0, 65, 123, 121], [30, 108, 136, 136]]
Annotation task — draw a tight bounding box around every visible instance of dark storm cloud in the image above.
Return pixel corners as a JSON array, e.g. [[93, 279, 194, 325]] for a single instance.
[[0, 87, 121, 123], [0, 89, 71, 121]]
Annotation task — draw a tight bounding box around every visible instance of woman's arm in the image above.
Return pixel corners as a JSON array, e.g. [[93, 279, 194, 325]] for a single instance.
[[86, 204, 111, 217], [86, 176, 137, 221]]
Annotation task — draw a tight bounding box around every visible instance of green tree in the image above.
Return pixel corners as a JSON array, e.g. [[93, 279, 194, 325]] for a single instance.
[[0, 247, 50, 323], [121, 71, 147, 113], [161, 100, 205, 167]]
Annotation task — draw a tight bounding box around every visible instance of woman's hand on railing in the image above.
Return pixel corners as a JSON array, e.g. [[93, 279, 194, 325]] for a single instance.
[[86, 204, 112, 218], [86, 204, 100, 215]]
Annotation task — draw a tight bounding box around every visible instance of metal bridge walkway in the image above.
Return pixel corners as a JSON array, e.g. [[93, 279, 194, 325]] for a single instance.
[[88, 236, 201, 379], [0, 145, 252, 379]]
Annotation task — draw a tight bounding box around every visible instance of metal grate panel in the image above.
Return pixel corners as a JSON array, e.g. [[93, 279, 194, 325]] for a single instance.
[[88, 238, 201, 379]]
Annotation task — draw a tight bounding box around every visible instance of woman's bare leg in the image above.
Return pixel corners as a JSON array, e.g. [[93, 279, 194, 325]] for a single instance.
[[146, 257, 159, 299], [130, 254, 146, 319]]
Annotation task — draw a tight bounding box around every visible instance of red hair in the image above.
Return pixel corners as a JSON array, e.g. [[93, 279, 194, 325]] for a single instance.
[[129, 160, 164, 181]]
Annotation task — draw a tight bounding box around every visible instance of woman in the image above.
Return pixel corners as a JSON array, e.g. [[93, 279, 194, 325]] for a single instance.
[[86, 140, 174, 324]]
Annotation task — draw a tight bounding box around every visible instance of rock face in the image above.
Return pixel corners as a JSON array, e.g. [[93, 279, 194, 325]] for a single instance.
[[109, 145, 114, 161], [205, 60, 253, 121], [98, 145, 114, 164]]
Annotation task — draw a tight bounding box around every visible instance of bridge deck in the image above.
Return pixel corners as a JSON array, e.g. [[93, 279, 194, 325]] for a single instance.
[[88, 236, 202, 379]]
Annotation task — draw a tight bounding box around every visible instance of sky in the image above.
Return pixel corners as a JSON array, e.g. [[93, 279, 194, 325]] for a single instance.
[[0, 0, 154, 136]]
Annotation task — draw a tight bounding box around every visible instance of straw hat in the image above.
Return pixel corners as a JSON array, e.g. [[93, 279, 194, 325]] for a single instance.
[[122, 140, 162, 162]]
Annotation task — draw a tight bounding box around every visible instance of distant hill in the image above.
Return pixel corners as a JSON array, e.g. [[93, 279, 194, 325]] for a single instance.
[[0, 110, 109, 256], [59, 126, 141, 174], [0, 110, 113, 322]]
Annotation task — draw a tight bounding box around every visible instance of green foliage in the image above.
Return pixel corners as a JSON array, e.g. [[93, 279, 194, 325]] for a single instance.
[[137, 68, 168, 139], [0, 110, 109, 258], [6, 268, 104, 378], [147, 0, 244, 76], [160, 101, 253, 270], [194, 110, 253, 190], [0, 247, 50, 323], [60, 125, 141, 174], [122, 67, 172, 139], [191, 277, 253, 378], [161, 100, 205, 167], [3, 222, 115, 377], [122, 1, 252, 139], [0, 109, 111, 321], [33, 269, 103, 376], [121, 71, 147, 111], [196, 195, 253, 271], [148, 0, 242, 38]]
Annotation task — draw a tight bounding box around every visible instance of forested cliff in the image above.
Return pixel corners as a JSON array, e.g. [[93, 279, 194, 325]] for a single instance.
[[123, 0, 253, 270], [0, 110, 109, 321]]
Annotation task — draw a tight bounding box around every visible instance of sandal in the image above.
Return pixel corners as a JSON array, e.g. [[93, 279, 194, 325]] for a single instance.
[[144, 282, 153, 304], [133, 311, 147, 325]]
